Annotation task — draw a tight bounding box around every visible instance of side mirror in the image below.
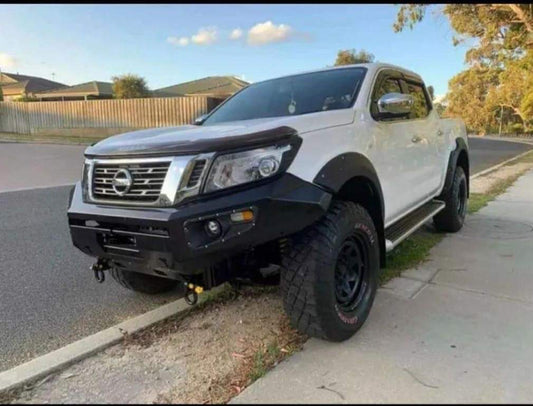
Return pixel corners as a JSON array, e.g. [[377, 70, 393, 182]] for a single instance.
[[377, 93, 414, 116], [194, 114, 209, 126]]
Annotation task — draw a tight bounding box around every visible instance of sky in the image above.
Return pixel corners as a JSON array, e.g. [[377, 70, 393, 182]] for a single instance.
[[0, 4, 470, 99]]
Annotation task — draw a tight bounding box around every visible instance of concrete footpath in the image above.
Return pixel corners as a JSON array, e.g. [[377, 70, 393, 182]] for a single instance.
[[233, 169, 533, 404]]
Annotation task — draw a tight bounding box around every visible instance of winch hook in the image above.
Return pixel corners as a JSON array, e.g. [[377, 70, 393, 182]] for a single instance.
[[184, 283, 203, 305], [185, 290, 198, 305], [91, 259, 110, 283]]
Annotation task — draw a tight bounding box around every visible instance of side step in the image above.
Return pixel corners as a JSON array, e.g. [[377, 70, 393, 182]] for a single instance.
[[385, 200, 445, 252]]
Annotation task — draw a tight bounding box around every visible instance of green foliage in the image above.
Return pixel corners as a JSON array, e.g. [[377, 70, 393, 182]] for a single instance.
[[394, 4, 533, 66], [380, 231, 443, 285], [334, 49, 374, 66], [445, 67, 501, 134], [508, 123, 524, 133], [393, 4, 427, 33], [13, 95, 39, 102], [434, 102, 446, 117], [111, 74, 151, 99], [394, 4, 533, 133]]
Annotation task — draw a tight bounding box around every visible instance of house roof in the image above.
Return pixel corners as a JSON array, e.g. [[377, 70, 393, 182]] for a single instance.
[[154, 76, 249, 97], [34, 81, 113, 98], [0, 72, 66, 95]]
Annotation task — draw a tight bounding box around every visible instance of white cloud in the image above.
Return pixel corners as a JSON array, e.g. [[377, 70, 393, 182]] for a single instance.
[[167, 36, 189, 47], [0, 53, 17, 69], [247, 21, 292, 46], [191, 27, 218, 46], [229, 28, 243, 40], [434, 94, 445, 103]]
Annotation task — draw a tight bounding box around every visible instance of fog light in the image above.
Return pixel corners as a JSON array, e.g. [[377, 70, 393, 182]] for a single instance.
[[230, 210, 254, 223], [205, 220, 222, 237], [258, 157, 279, 178]]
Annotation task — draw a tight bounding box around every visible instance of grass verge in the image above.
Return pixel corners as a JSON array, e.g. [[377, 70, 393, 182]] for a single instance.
[[0, 133, 104, 145], [469, 151, 533, 214], [381, 150, 533, 285]]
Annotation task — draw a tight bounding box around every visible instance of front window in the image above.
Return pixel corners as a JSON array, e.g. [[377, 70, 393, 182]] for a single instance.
[[203, 68, 366, 125]]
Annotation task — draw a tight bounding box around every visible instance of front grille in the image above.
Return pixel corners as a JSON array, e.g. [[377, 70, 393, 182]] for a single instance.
[[92, 161, 170, 203], [186, 160, 207, 188]]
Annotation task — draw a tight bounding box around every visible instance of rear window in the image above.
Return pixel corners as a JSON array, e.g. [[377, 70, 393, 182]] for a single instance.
[[406, 82, 430, 119]]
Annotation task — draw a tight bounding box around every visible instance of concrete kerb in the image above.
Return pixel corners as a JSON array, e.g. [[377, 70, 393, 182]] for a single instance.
[[0, 293, 199, 395]]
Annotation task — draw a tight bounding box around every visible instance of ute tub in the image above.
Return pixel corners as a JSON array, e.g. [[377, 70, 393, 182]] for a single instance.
[[67, 173, 331, 277]]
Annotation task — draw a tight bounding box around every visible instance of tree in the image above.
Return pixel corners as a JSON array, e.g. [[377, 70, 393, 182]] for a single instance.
[[445, 67, 501, 134], [486, 54, 533, 131], [394, 4, 533, 67], [334, 49, 375, 66], [393, 4, 533, 133], [0, 86, 3, 102], [111, 74, 150, 99]]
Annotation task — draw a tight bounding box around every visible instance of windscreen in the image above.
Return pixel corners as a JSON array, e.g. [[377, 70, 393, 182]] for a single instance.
[[203, 68, 366, 125]]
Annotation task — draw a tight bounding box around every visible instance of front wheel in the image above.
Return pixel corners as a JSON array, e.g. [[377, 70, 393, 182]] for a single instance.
[[281, 201, 379, 342], [110, 268, 178, 294], [433, 165, 467, 232]]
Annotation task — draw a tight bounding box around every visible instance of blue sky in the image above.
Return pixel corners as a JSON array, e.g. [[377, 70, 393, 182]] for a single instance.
[[0, 4, 469, 98]]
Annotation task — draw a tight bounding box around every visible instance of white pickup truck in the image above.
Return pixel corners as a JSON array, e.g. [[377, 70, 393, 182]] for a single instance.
[[67, 63, 469, 342]]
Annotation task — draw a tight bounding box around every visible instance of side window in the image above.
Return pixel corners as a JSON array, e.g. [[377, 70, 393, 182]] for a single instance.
[[370, 75, 403, 120], [406, 81, 430, 119]]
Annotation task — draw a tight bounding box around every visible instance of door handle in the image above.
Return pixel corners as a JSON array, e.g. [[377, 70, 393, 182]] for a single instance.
[[411, 136, 422, 143], [437, 130, 443, 136]]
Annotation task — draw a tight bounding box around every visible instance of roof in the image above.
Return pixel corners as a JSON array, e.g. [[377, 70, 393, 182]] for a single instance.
[[256, 63, 423, 84], [34, 81, 113, 98], [154, 76, 249, 97], [0, 72, 66, 95]]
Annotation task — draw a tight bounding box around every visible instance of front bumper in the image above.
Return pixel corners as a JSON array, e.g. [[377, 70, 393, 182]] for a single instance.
[[68, 173, 331, 278]]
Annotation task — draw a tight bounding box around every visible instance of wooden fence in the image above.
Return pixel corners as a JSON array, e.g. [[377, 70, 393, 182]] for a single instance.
[[0, 96, 222, 136]]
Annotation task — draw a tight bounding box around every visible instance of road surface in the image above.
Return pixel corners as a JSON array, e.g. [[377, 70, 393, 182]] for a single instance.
[[0, 137, 531, 372]]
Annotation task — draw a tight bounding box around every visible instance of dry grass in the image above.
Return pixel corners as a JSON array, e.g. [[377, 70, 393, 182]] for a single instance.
[[120, 284, 305, 404]]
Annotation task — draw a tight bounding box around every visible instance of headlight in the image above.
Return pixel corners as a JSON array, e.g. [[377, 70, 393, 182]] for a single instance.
[[204, 144, 291, 193], [81, 160, 91, 201]]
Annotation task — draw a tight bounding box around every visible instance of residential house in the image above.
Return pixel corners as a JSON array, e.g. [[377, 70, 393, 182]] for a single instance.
[[153, 76, 249, 99], [34, 81, 113, 101], [0, 72, 66, 101]]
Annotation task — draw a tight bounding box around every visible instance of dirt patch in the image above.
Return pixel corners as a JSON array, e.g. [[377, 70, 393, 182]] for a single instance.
[[9, 286, 305, 404], [471, 162, 533, 194]]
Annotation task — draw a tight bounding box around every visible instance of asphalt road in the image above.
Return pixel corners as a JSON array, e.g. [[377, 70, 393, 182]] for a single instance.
[[468, 137, 533, 174], [0, 137, 531, 372]]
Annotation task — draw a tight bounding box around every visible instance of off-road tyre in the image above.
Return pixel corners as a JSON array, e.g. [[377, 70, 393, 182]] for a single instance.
[[281, 201, 380, 342], [110, 268, 178, 294], [433, 165, 467, 233]]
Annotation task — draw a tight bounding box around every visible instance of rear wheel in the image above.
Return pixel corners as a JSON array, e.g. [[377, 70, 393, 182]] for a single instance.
[[433, 166, 467, 232], [110, 268, 178, 294], [281, 201, 379, 342]]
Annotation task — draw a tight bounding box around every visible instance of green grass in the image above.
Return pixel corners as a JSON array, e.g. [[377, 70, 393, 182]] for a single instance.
[[247, 340, 284, 384], [0, 133, 104, 145], [379, 150, 533, 285], [380, 230, 443, 285], [248, 350, 268, 382]]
